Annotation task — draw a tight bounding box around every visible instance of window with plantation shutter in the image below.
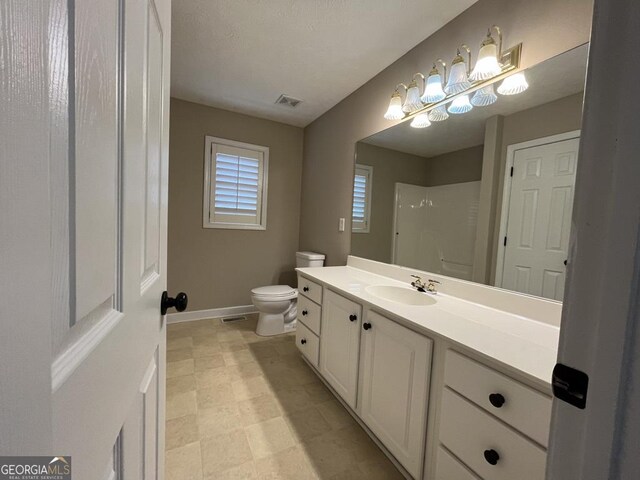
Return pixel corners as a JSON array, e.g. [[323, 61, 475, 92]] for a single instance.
[[203, 137, 269, 230], [352, 164, 372, 233]]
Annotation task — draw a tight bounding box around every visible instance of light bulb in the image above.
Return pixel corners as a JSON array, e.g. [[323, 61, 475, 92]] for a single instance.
[[470, 34, 501, 81], [497, 72, 529, 95], [384, 92, 405, 120], [448, 95, 473, 114], [421, 65, 446, 103], [402, 80, 423, 113], [428, 105, 449, 122], [471, 84, 497, 107], [410, 113, 431, 128], [444, 49, 471, 95]]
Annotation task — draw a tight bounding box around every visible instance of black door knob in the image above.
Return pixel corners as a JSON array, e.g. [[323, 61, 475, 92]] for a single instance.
[[484, 449, 500, 465], [161, 291, 188, 315], [489, 393, 506, 408], [303, 286, 309, 292], [302, 310, 308, 316], [300, 338, 307, 345], [363, 322, 372, 330], [349, 314, 357, 322]]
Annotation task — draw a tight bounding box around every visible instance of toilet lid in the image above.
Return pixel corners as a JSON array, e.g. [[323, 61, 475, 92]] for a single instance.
[[251, 285, 296, 298]]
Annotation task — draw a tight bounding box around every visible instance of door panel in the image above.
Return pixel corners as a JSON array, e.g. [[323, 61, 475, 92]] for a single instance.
[[501, 137, 579, 300]]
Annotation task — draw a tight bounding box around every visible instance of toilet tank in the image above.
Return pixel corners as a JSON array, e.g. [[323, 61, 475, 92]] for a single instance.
[[296, 251, 325, 268]]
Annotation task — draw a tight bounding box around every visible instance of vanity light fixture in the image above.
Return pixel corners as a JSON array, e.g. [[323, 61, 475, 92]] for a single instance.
[[444, 45, 471, 95], [497, 72, 529, 95], [469, 26, 503, 81], [428, 105, 449, 122], [403, 74, 426, 113], [448, 94, 473, 114], [421, 60, 447, 103], [410, 113, 432, 128], [384, 84, 407, 120], [471, 84, 498, 106]]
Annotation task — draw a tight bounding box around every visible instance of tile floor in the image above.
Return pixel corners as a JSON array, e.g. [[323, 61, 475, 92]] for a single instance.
[[165, 315, 404, 479]]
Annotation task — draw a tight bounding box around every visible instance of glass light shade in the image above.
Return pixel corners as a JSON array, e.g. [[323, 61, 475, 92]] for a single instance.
[[428, 105, 449, 122], [402, 81, 423, 113], [447, 95, 473, 114], [471, 84, 498, 107], [384, 93, 405, 120], [410, 113, 431, 128], [444, 60, 471, 95], [469, 42, 501, 81], [497, 72, 529, 95], [421, 73, 446, 103]]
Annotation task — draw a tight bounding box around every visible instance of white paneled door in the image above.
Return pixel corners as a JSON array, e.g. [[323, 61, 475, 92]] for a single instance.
[[500, 136, 580, 300], [0, 0, 171, 478]]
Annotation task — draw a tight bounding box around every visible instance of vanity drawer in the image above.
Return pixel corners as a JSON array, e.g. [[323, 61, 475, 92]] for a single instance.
[[439, 388, 547, 480], [297, 275, 323, 305], [295, 321, 319, 368], [435, 447, 480, 480], [444, 350, 552, 446], [298, 294, 321, 335]]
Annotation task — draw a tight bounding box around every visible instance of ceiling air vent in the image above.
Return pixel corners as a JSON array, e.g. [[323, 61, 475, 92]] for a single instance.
[[275, 94, 302, 108]]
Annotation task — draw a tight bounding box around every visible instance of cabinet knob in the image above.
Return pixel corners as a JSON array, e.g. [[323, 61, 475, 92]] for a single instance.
[[302, 310, 308, 316], [363, 322, 372, 330], [300, 338, 307, 345], [489, 393, 506, 408], [349, 314, 357, 322], [483, 449, 500, 466], [160, 291, 188, 316], [303, 286, 309, 292]]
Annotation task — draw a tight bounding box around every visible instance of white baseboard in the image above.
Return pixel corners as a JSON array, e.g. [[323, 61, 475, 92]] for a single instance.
[[167, 305, 258, 324]]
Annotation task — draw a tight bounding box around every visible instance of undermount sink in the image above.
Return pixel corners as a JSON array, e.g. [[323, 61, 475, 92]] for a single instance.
[[365, 285, 437, 306]]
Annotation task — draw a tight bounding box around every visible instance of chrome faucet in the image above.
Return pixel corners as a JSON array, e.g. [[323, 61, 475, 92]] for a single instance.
[[411, 275, 440, 294], [426, 278, 440, 294]]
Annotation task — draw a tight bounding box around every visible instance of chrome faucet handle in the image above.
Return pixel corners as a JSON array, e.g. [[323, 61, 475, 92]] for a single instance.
[[410, 275, 427, 292], [427, 279, 441, 284], [426, 279, 441, 294]]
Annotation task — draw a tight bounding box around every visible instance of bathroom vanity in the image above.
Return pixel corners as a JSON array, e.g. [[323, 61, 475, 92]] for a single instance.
[[295, 256, 560, 480]]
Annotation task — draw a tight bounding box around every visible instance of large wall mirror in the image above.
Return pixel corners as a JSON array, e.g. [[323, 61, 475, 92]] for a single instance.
[[351, 44, 588, 301]]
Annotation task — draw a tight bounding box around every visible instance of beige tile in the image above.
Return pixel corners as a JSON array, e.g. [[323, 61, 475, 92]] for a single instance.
[[166, 374, 196, 397], [166, 390, 197, 420], [201, 429, 253, 476], [193, 343, 222, 358], [299, 430, 359, 477], [273, 341, 298, 356], [196, 383, 235, 409], [248, 344, 279, 359], [197, 403, 243, 438], [356, 457, 404, 479], [167, 359, 195, 379], [284, 405, 332, 442], [232, 375, 271, 402], [192, 334, 221, 347], [331, 424, 381, 462], [274, 385, 312, 413], [254, 446, 317, 480], [238, 394, 282, 427], [225, 362, 264, 382], [166, 414, 199, 451], [166, 442, 203, 480], [167, 336, 193, 351], [194, 366, 230, 389], [220, 340, 250, 353], [303, 382, 333, 404], [205, 461, 257, 480], [217, 330, 245, 342], [194, 354, 225, 372], [223, 349, 256, 366], [316, 399, 356, 430], [167, 347, 194, 362], [245, 417, 296, 460]]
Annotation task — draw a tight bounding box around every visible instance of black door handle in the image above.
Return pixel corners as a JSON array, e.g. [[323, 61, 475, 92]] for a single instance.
[[363, 322, 372, 330], [161, 291, 188, 315]]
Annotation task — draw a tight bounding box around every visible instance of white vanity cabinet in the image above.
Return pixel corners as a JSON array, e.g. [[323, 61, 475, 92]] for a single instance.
[[319, 289, 362, 409], [359, 310, 433, 480], [295, 274, 323, 368]]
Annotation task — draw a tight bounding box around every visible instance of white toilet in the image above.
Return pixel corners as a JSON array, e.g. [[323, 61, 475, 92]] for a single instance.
[[251, 251, 325, 336]]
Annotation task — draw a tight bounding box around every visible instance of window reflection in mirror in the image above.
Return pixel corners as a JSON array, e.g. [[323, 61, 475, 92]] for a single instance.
[[350, 44, 588, 301]]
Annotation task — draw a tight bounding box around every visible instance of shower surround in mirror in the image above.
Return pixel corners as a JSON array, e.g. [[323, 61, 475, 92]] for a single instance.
[[351, 44, 588, 301]]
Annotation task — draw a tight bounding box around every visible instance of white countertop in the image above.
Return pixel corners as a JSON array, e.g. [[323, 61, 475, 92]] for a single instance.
[[297, 265, 560, 390]]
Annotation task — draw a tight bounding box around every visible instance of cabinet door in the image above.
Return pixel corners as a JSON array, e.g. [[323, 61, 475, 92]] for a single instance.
[[359, 310, 433, 479], [319, 290, 362, 409]]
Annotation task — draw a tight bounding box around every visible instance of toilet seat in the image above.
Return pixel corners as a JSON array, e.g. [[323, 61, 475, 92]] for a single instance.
[[251, 285, 297, 301]]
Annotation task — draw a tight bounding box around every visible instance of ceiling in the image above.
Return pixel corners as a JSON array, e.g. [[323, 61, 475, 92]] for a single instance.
[[171, 0, 479, 127], [363, 44, 588, 157]]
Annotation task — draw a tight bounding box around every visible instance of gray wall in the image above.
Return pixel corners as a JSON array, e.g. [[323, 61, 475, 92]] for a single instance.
[[168, 98, 304, 310], [299, 0, 593, 265]]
